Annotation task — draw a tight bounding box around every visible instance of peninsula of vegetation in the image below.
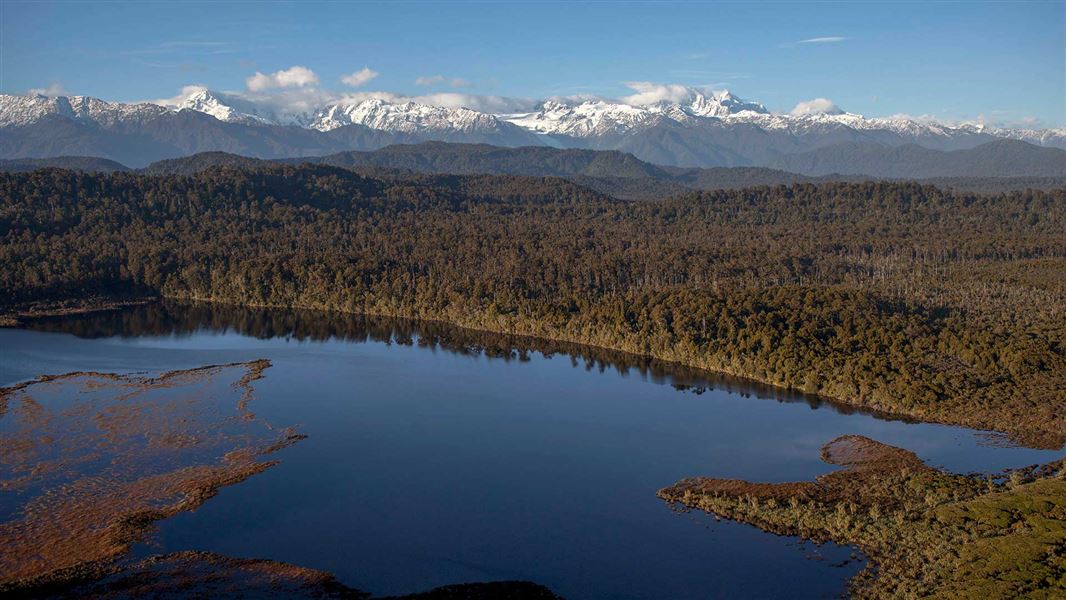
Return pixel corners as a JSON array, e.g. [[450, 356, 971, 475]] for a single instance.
[[659, 436, 1066, 598]]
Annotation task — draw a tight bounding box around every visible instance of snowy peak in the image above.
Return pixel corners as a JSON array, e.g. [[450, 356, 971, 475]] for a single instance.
[[673, 89, 769, 118], [308, 98, 517, 134], [503, 89, 772, 137], [0, 94, 67, 127], [506, 99, 660, 137], [170, 88, 273, 125]]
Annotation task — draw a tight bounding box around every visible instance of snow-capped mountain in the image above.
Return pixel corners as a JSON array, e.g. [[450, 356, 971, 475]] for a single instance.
[[158, 90, 535, 139], [0, 93, 169, 128], [503, 90, 770, 137], [679, 89, 768, 118], [1, 87, 1063, 169], [168, 88, 275, 126], [501, 90, 1066, 151], [306, 98, 519, 135], [504, 100, 661, 137]]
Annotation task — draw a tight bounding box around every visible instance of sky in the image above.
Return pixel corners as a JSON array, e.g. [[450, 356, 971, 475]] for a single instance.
[[2, 0, 1064, 127]]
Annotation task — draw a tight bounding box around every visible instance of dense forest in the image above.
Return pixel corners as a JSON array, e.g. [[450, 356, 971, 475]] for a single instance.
[[1, 165, 1063, 445]]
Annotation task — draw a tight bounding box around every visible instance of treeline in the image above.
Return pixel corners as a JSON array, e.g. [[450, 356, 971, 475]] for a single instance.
[[1, 166, 1063, 445]]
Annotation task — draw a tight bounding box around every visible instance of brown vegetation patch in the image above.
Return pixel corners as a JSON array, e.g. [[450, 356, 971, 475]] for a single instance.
[[0, 360, 303, 589], [663, 436, 935, 512]]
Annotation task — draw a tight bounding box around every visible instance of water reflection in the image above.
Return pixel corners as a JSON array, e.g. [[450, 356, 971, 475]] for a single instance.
[[25, 299, 904, 422]]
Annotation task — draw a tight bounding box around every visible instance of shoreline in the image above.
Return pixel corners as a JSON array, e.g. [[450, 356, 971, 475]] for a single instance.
[[3, 293, 1063, 450]]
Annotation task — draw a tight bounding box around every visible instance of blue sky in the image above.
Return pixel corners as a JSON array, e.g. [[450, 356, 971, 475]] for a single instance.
[[2, 1, 1063, 126]]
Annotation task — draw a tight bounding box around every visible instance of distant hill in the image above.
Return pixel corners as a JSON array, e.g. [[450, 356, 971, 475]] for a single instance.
[[305, 142, 672, 179], [0, 155, 130, 173], [136, 141, 1066, 197], [9, 142, 1060, 199], [767, 139, 1066, 178], [140, 152, 273, 176], [141, 142, 853, 199]]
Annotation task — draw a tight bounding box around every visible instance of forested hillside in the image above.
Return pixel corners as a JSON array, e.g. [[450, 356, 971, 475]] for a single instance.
[[1, 166, 1063, 445], [140, 143, 1066, 196], [0, 156, 131, 173]]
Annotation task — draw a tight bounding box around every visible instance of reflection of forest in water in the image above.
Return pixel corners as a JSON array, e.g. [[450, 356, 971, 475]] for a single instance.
[[24, 299, 910, 423]]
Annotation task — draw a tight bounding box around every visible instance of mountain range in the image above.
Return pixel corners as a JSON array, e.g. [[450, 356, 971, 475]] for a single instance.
[[2, 88, 1064, 172]]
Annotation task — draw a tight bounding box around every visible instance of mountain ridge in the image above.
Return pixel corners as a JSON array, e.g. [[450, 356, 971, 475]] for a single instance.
[[3, 90, 1064, 170]]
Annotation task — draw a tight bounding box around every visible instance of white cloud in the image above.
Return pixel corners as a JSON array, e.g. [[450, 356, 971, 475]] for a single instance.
[[245, 66, 319, 91], [449, 78, 472, 89], [797, 36, 848, 44], [243, 87, 339, 119], [415, 75, 445, 86], [619, 82, 698, 106], [28, 82, 69, 97], [341, 67, 379, 87], [790, 97, 843, 116]]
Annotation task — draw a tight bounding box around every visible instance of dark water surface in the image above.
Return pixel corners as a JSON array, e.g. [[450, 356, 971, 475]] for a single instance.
[[2, 303, 1062, 599]]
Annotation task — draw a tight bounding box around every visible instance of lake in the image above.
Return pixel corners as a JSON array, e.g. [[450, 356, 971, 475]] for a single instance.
[[2, 302, 1061, 599]]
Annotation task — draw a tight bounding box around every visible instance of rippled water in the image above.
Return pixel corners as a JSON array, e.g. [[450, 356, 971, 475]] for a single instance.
[[2, 302, 1061, 599]]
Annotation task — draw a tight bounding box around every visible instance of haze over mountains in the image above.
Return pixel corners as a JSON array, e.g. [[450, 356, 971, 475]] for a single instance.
[[2, 87, 1064, 174]]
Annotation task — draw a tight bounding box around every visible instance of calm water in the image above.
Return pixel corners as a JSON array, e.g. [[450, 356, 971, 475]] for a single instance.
[[2, 302, 1062, 599]]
